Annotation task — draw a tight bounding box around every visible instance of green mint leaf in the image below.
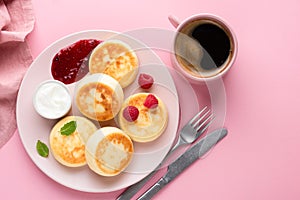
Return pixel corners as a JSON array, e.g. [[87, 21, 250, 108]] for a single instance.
[[60, 120, 77, 136], [36, 140, 49, 158]]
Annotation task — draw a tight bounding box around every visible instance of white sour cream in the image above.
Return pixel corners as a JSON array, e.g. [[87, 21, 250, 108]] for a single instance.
[[33, 80, 71, 119]]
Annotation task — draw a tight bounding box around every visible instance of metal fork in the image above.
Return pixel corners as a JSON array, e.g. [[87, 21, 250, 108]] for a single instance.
[[117, 106, 214, 200], [167, 106, 214, 156]]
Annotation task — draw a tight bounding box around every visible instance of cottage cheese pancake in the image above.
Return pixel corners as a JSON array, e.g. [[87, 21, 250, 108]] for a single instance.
[[85, 127, 134, 176], [49, 116, 97, 167], [75, 73, 124, 121], [118, 93, 168, 142], [89, 40, 139, 88]]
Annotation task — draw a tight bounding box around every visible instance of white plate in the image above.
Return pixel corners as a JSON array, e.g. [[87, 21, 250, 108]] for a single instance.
[[16, 30, 180, 193]]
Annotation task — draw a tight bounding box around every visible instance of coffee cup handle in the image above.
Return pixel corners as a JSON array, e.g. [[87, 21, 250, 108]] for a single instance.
[[168, 15, 180, 28]]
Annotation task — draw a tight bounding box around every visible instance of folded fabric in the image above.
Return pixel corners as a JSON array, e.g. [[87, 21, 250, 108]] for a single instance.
[[0, 0, 34, 148]]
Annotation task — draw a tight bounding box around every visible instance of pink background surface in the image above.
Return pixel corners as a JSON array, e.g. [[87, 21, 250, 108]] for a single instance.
[[1, 0, 300, 199]]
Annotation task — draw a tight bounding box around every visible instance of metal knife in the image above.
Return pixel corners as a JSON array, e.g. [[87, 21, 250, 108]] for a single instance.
[[136, 128, 228, 200]]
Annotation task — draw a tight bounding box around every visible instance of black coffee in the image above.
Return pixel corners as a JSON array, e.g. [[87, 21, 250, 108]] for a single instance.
[[192, 23, 230, 70]]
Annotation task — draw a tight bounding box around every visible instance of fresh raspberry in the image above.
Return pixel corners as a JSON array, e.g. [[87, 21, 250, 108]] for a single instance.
[[123, 106, 139, 122], [143, 94, 159, 109], [138, 73, 154, 89]]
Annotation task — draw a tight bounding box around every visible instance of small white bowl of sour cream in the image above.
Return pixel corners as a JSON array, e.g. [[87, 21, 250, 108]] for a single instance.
[[33, 80, 71, 119]]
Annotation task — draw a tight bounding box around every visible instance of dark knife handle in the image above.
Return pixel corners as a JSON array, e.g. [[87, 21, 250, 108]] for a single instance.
[[116, 169, 158, 200], [137, 177, 168, 200]]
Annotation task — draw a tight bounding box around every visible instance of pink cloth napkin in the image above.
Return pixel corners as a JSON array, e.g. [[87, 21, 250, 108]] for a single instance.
[[0, 0, 34, 148]]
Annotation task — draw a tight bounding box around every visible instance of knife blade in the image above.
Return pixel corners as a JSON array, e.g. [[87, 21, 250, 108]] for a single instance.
[[136, 128, 227, 200]]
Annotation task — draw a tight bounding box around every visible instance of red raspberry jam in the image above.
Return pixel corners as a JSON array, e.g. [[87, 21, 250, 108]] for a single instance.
[[51, 39, 102, 84]]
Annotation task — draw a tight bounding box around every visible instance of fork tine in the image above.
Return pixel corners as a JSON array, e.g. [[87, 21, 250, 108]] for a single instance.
[[189, 106, 208, 125], [191, 107, 211, 128], [193, 115, 215, 139], [196, 114, 214, 133]]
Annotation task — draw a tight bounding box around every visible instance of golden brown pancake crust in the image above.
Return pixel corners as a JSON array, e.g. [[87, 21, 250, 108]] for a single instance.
[[119, 93, 168, 142], [76, 82, 119, 121], [95, 132, 134, 174], [49, 116, 97, 167], [51, 132, 85, 164], [89, 40, 139, 88]]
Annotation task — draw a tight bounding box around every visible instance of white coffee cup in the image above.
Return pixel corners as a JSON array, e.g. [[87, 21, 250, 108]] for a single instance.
[[169, 13, 238, 84]]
